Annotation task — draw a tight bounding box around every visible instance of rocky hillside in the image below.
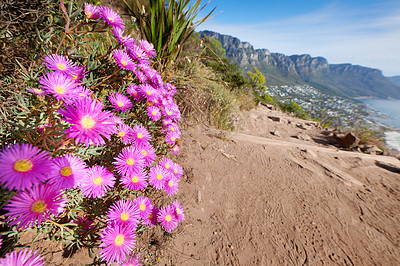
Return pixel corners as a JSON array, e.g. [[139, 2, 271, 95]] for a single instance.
[[200, 30, 400, 99], [389, 76, 400, 87]]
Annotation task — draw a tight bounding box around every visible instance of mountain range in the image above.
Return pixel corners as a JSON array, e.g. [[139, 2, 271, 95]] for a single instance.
[[200, 30, 400, 99]]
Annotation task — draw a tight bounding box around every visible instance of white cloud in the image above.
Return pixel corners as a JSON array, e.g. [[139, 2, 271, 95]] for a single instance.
[[198, 2, 400, 76]]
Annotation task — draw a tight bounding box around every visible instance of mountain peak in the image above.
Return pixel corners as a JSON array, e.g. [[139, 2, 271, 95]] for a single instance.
[[200, 30, 400, 99]]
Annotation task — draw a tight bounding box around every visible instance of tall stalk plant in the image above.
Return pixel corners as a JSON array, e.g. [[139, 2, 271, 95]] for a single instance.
[[124, 0, 216, 70]]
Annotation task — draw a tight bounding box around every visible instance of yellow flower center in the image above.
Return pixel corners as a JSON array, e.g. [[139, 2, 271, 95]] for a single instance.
[[170, 127, 175, 131], [176, 208, 181, 214], [139, 203, 146, 211], [120, 59, 128, 66], [54, 85, 65, 94], [156, 173, 163, 180], [174, 169, 178, 174], [165, 214, 172, 222], [167, 111, 172, 116], [107, 17, 114, 23], [165, 163, 170, 169], [60, 166, 72, 177], [120, 212, 129, 221], [168, 180, 173, 187], [81, 115, 96, 129], [114, 234, 124, 246], [126, 158, 134, 165], [85, 11, 92, 18], [152, 110, 157, 115], [145, 90, 151, 96], [56, 63, 66, 70], [72, 74, 78, 80], [118, 131, 125, 137], [13, 159, 33, 172], [34, 88, 43, 93], [79, 93, 85, 97], [131, 176, 139, 183], [31, 200, 47, 213], [93, 176, 103, 185], [137, 133, 143, 139], [170, 137, 176, 142], [117, 101, 124, 107], [141, 150, 147, 156]]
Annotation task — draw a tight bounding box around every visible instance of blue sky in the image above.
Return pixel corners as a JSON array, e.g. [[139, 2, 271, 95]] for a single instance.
[[197, 0, 400, 76]]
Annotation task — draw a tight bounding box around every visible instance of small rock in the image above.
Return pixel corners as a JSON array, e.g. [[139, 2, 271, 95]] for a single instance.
[[296, 123, 307, 130], [292, 134, 311, 141], [298, 133, 311, 141], [270, 130, 281, 136], [197, 191, 201, 203], [338, 132, 359, 149], [268, 116, 281, 122], [305, 121, 319, 127], [362, 145, 383, 155]]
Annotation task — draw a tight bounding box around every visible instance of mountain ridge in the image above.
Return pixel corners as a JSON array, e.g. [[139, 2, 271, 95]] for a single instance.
[[200, 30, 400, 99]]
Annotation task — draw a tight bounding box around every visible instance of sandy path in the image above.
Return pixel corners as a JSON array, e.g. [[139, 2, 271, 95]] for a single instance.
[[160, 106, 400, 265]]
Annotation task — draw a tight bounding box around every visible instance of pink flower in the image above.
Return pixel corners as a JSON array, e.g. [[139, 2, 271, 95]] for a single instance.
[[111, 28, 135, 47], [120, 170, 148, 191], [99, 223, 136, 263], [148, 165, 170, 190], [143, 205, 159, 228], [120, 254, 143, 266], [159, 157, 174, 171], [109, 92, 133, 112], [170, 162, 183, 179], [48, 154, 87, 190], [172, 200, 185, 222], [164, 176, 179, 196], [80, 165, 115, 198], [116, 123, 134, 145], [138, 39, 156, 58], [113, 50, 136, 71], [113, 146, 145, 176], [4, 183, 65, 229], [84, 3, 100, 19], [126, 84, 144, 101], [99, 6, 125, 29], [171, 145, 180, 155], [158, 205, 178, 232], [133, 196, 152, 220], [0, 248, 45, 266], [58, 97, 116, 146], [136, 142, 156, 167], [132, 124, 151, 146], [43, 54, 75, 73], [127, 43, 150, 65], [139, 84, 158, 102], [147, 105, 161, 121], [107, 199, 140, 228], [39, 71, 78, 102], [0, 143, 53, 190]]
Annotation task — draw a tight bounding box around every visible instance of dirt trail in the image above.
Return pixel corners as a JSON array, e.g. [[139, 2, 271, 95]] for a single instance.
[[160, 105, 400, 265]]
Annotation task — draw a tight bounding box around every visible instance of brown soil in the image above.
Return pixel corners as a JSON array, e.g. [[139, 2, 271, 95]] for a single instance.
[[159, 105, 400, 265]]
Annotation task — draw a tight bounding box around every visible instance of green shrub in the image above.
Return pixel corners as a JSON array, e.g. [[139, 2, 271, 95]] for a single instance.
[[124, 0, 216, 70]]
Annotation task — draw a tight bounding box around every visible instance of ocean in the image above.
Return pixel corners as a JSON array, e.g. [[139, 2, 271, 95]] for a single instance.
[[359, 99, 400, 151]]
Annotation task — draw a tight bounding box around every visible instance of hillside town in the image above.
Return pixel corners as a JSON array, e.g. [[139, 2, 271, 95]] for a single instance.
[[263, 84, 385, 128]]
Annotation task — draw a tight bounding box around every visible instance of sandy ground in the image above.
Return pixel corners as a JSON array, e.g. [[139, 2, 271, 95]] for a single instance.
[[159, 105, 400, 265]]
